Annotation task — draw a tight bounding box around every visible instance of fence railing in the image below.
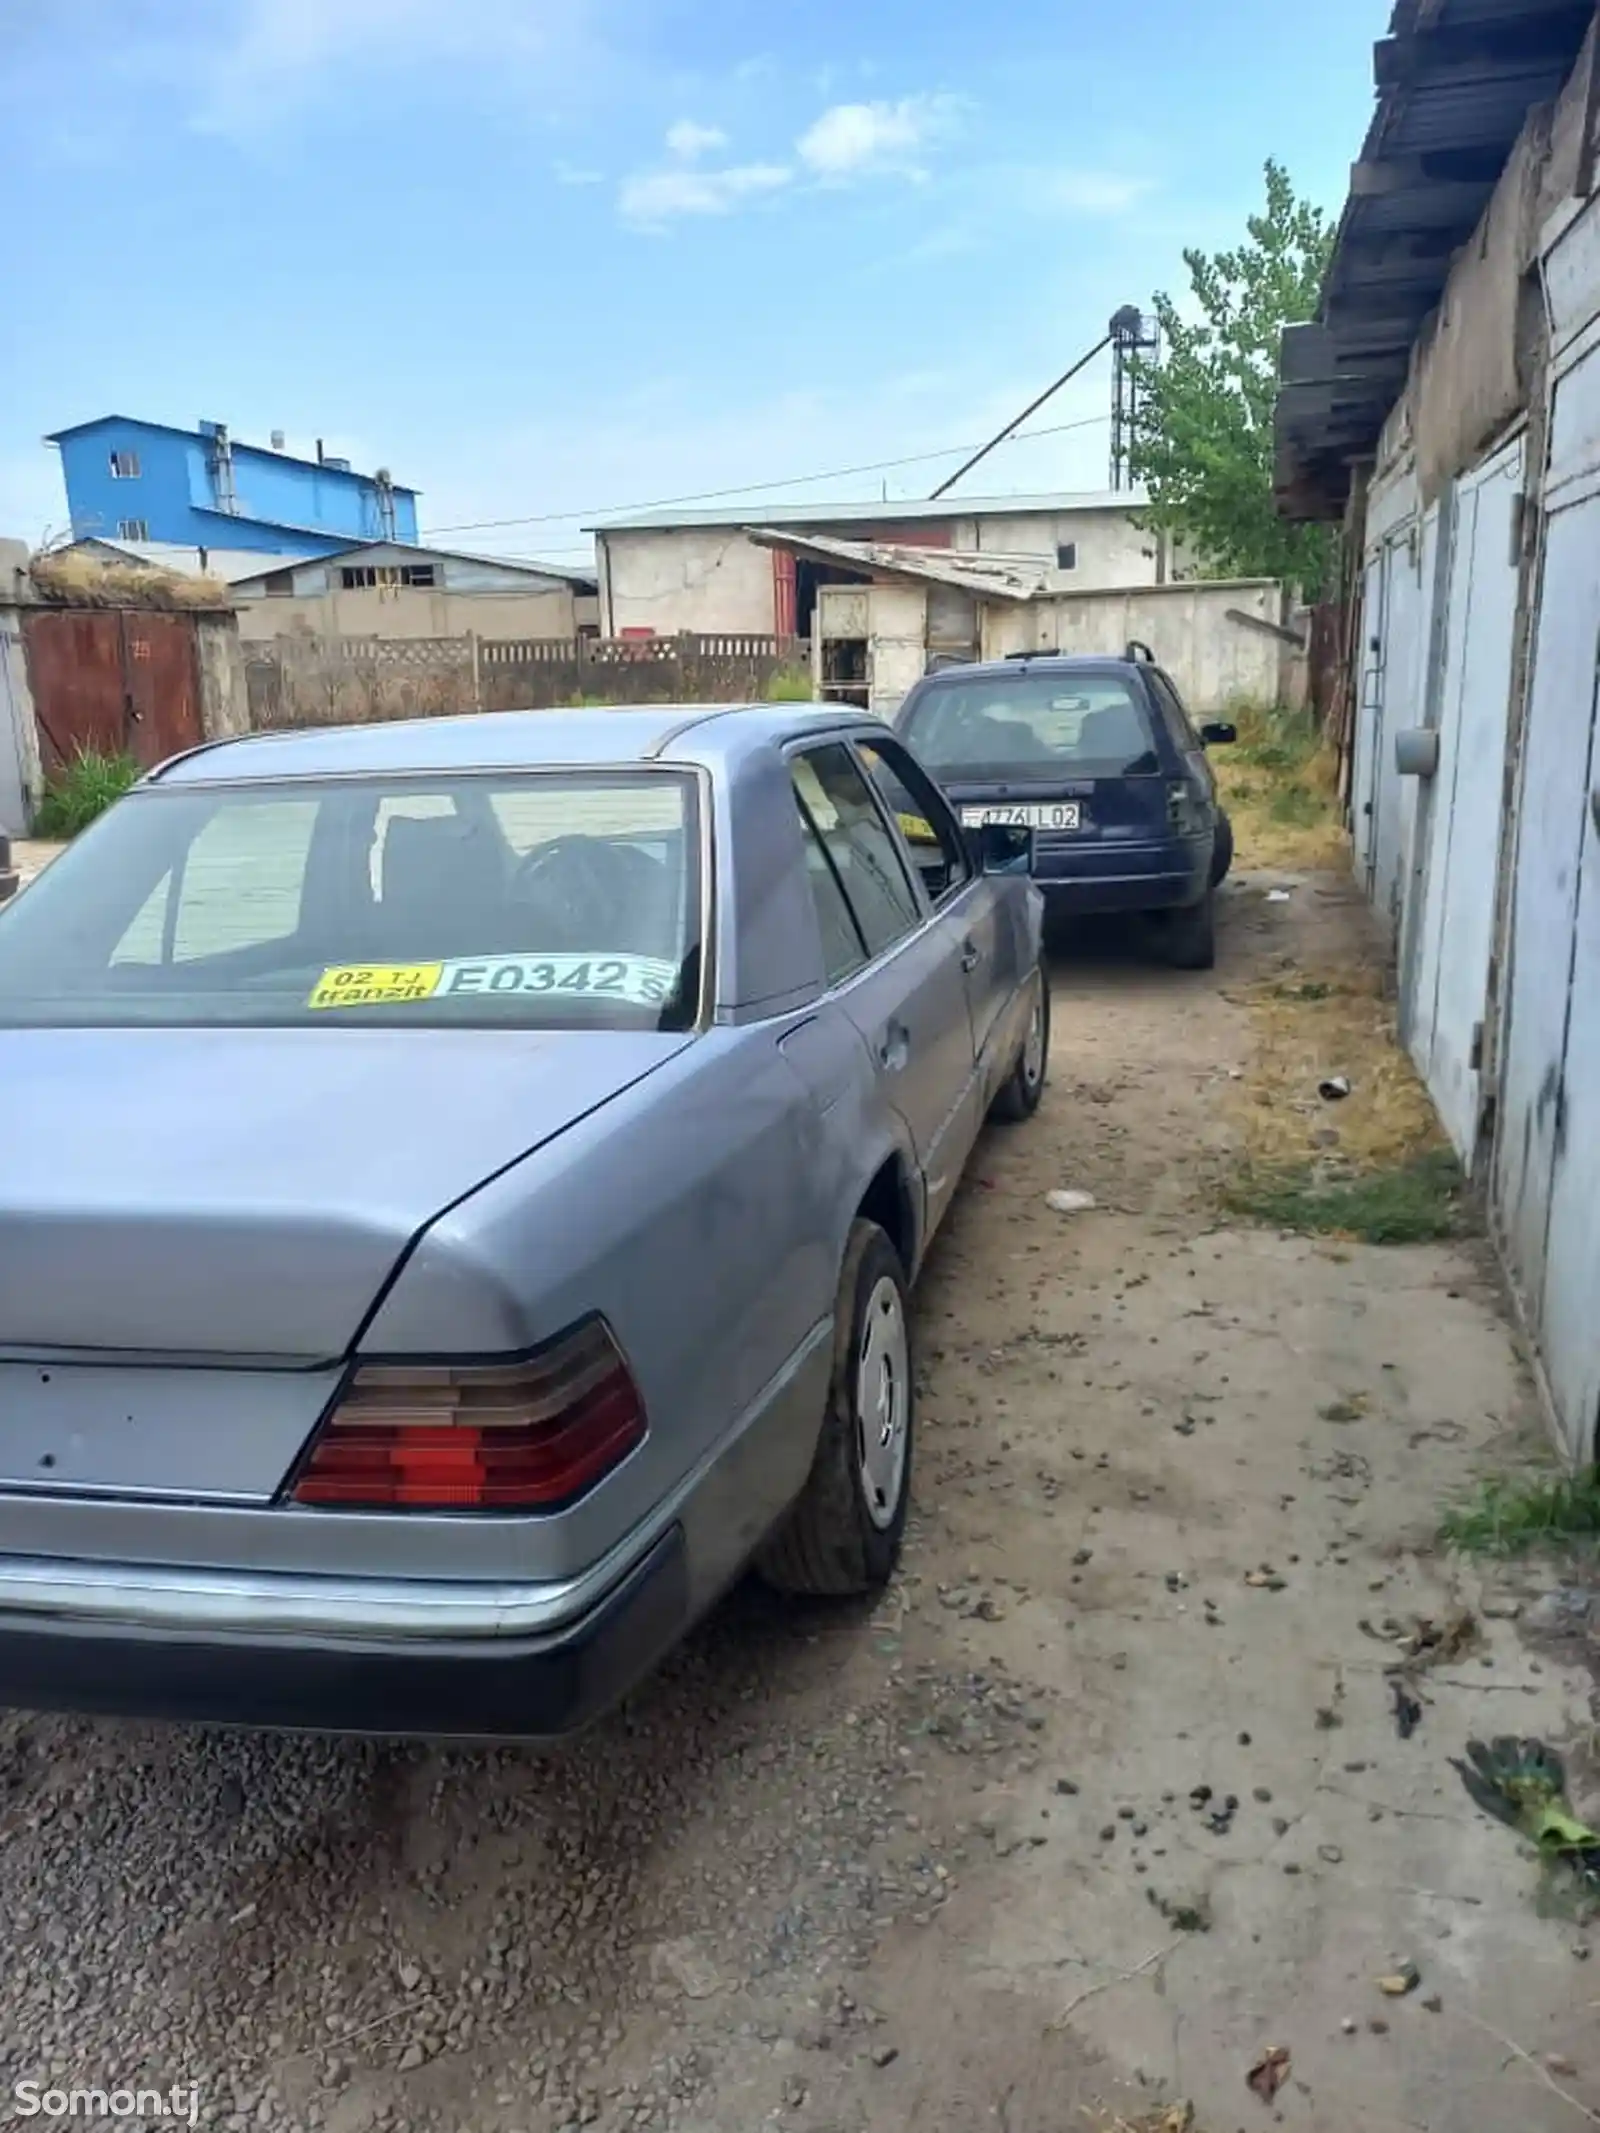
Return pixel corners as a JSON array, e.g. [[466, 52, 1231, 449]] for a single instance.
[[244, 630, 808, 729]]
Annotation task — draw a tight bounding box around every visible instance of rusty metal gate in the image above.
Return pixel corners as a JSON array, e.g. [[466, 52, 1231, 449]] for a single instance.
[[22, 608, 202, 772]]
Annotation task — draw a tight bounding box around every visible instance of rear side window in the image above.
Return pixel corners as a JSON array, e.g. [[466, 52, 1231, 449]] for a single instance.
[[855, 736, 970, 904], [790, 745, 921, 960], [1150, 672, 1202, 752], [901, 671, 1162, 779], [792, 801, 868, 986]]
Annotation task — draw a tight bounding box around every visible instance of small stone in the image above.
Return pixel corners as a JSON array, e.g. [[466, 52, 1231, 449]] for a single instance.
[[1118, 1805, 1137, 1821], [870, 2045, 899, 2070], [1099, 1826, 1117, 1843], [1283, 1862, 1301, 1876], [782, 2078, 808, 2109], [1341, 2019, 1358, 2037], [1369, 2018, 1390, 2037], [1318, 1845, 1344, 1865], [1573, 1944, 1591, 1961], [1253, 1787, 1273, 1804], [1422, 1996, 1443, 2015], [1055, 1779, 1080, 1796], [1547, 2055, 1579, 2078], [1132, 1821, 1149, 1838], [1073, 1549, 1094, 1567], [1376, 1962, 1421, 1997]]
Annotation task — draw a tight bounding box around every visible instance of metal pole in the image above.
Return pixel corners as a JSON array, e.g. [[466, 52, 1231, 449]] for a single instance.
[[929, 335, 1113, 501]]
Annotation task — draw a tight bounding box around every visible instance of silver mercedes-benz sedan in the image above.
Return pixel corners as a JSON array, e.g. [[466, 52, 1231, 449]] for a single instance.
[[0, 703, 1047, 1737]]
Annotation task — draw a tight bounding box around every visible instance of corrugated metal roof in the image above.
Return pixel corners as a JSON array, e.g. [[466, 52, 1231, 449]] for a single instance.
[[226, 540, 598, 589], [743, 528, 1060, 602], [590, 489, 1147, 534], [1275, 0, 1596, 519]]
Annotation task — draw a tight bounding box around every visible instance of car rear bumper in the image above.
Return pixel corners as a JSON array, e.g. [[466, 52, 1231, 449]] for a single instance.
[[1034, 838, 1209, 916], [0, 1524, 689, 1740]]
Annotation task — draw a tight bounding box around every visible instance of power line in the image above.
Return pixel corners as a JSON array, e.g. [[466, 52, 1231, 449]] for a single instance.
[[418, 411, 1113, 541]]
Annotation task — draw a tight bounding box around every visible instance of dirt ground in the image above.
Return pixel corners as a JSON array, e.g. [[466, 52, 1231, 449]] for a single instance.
[[1, 865, 1596, 2133]]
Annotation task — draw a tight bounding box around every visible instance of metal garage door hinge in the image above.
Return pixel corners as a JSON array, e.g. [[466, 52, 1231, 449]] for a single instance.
[[1510, 490, 1542, 565]]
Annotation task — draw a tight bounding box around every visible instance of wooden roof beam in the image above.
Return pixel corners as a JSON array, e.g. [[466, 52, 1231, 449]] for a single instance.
[[1374, 5, 1595, 90]]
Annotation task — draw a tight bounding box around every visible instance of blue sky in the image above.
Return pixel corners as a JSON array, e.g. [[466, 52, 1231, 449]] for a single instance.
[[0, 0, 1389, 567]]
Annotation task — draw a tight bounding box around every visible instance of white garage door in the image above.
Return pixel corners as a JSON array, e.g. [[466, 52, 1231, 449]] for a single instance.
[[1408, 436, 1523, 1166], [1494, 195, 1600, 1462]]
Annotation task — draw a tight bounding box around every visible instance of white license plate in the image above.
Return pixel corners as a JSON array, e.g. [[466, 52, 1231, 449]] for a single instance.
[[961, 803, 1083, 831]]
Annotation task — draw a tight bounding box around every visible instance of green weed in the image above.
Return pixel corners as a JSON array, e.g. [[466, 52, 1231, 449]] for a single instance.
[[1441, 1471, 1600, 1557], [764, 665, 816, 702], [34, 747, 139, 838], [1225, 1148, 1465, 1245]]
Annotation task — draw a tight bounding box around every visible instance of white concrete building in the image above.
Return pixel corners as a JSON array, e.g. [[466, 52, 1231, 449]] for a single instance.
[[589, 492, 1167, 640]]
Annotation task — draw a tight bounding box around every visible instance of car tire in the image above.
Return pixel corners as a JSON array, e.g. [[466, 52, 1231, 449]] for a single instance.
[[1209, 810, 1235, 888], [989, 966, 1050, 1123], [757, 1220, 913, 1597], [1160, 888, 1217, 970]]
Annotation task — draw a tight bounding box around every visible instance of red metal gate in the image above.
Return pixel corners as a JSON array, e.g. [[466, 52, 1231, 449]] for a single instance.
[[23, 608, 202, 772]]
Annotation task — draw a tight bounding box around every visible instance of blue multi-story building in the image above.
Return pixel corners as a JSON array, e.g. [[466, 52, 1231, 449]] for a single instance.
[[47, 415, 420, 559]]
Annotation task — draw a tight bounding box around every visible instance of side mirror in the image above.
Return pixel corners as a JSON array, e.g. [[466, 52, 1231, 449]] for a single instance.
[[1199, 721, 1237, 747], [971, 821, 1034, 875]]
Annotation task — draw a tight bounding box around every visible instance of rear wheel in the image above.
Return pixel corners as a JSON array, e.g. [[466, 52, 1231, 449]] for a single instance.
[[757, 1222, 913, 1596], [1159, 888, 1216, 970], [989, 968, 1050, 1122], [1209, 811, 1235, 887]]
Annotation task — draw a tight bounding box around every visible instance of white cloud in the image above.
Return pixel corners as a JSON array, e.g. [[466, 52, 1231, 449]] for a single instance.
[[619, 161, 792, 229], [1045, 169, 1156, 215], [796, 95, 954, 180], [191, 0, 585, 136], [665, 119, 728, 161]]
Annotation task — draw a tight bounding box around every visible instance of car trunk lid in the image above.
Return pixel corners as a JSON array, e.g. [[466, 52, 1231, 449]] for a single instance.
[[0, 1025, 692, 1361]]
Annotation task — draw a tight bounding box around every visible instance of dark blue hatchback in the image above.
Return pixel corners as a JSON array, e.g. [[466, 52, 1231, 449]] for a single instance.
[[895, 649, 1236, 968]]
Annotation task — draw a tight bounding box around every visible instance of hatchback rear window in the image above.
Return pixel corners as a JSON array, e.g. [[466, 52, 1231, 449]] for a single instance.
[[901, 672, 1161, 779], [0, 771, 702, 1031]]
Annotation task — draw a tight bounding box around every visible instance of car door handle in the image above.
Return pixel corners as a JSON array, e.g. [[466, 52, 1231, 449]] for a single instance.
[[960, 940, 981, 973], [878, 1022, 911, 1072]]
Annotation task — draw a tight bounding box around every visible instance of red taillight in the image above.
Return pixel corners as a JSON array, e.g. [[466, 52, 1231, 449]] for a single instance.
[[292, 1321, 645, 1510]]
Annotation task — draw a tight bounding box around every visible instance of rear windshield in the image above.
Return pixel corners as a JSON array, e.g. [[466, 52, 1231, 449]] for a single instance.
[[900, 671, 1161, 780], [0, 771, 703, 1031]]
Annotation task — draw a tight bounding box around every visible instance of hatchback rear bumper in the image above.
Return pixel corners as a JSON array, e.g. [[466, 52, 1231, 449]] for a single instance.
[[0, 1524, 689, 1740], [1034, 836, 1209, 917]]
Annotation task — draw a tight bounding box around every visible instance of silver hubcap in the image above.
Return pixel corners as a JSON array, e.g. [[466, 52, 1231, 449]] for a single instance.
[[857, 1276, 909, 1531], [1022, 991, 1046, 1088]]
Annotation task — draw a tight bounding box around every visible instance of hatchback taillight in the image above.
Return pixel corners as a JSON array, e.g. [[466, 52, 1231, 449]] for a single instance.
[[1168, 779, 1206, 834], [291, 1320, 645, 1510]]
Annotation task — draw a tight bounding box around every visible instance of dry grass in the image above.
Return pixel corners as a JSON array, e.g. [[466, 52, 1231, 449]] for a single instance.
[[1223, 969, 1467, 1244], [1232, 968, 1441, 1175], [1212, 699, 1348, 872], [29, 550, 233, 611]]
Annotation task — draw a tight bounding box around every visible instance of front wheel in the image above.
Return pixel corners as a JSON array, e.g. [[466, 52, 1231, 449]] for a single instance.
[[989, 968, 1051, 1122], [757, 1221, 914, 1596]]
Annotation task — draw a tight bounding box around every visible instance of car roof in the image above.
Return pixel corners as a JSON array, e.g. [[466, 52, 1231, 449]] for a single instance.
[[911, 654, 1153, 683], [150, 703, 889, 786]]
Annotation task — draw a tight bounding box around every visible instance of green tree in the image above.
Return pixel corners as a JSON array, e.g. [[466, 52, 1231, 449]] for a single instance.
[[1132, 160, 1334, 595]]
